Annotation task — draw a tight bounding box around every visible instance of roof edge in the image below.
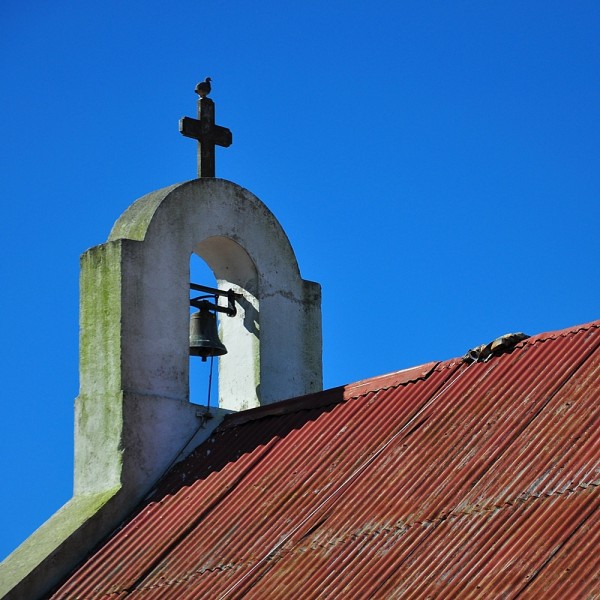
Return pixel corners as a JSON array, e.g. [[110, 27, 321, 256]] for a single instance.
[[218, 318, 600, 431], [524, 318, 600, 345], [219, 361, 438, 430]]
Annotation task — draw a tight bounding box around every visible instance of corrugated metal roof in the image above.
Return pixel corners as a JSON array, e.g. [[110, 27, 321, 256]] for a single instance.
[[51, 319, 600, 599]]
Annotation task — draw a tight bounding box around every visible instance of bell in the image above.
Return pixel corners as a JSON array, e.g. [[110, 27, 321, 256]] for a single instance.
[[189, 304, 227, 362]]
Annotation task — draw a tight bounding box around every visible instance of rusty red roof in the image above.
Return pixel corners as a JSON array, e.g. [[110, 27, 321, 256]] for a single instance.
[[51, 319, 600, 599]]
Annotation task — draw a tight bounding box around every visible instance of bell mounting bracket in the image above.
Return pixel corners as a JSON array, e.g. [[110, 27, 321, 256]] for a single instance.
[[190, 282, 239, 317]]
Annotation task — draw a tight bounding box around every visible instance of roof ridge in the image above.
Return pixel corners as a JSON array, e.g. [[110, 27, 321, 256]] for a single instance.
[[340, 361, 438, 399], [219, 362, 440, 430], [524, 318, 600, 346], [218, 318, 600, 432]]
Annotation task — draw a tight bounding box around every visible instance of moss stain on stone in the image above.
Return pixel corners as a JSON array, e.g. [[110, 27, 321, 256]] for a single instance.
[[76, 242, 127, 494]]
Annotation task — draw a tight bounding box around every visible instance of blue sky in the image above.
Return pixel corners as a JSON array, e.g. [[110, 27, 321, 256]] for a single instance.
[[1, 1, 599, 562]]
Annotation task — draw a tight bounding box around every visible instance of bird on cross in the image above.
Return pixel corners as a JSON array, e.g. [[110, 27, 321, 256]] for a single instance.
[[180, 77, 232, 178], [195, 77, 212, 98]]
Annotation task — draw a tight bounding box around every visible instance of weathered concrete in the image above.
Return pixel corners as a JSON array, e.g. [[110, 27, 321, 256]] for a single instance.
[[0, 178, 322, 599], [108, 178, 322, 409]]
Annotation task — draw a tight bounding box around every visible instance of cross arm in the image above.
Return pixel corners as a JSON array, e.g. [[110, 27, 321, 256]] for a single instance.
[[179, 117, 233, 147]]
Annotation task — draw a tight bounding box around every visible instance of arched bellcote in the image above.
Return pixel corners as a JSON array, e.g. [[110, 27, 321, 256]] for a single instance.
[[76, 178, 322, 495], [99, 177, 321, 409]]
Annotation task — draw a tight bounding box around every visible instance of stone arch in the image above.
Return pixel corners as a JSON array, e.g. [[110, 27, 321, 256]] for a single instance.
[[105, 177, 322, 409]]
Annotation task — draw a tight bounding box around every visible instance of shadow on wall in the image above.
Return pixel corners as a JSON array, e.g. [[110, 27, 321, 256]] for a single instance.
[[238, 295, 259, 338]]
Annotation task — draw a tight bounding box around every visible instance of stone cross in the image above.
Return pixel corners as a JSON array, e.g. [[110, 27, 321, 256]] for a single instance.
[[179, 97, 232, 178]]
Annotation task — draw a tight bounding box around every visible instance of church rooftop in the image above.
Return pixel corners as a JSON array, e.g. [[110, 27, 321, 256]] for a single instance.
[[50, 318, 600, 599]]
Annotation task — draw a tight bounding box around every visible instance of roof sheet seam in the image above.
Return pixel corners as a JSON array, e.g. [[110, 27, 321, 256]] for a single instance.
[[508, 483, 600, 597], [444, 481, 600, 523], [365, 521, 442, 599], [299, 362, 440, 405], [291, 483, 600, 559], [113, 562, 239, 595], [434, 358, 463, 372]]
